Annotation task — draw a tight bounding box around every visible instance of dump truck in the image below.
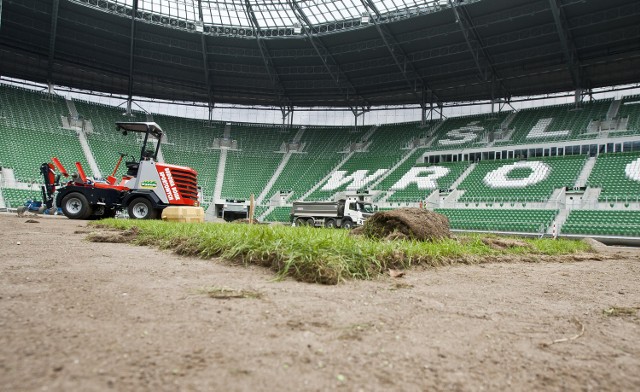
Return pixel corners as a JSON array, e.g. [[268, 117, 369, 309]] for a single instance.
[[47, 122, 201, 220], [290, 192, 376, 229]]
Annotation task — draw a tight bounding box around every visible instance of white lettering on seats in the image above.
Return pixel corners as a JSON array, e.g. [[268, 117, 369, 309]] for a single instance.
[[320, 169, 388, 191], [526, 118, 570, 139], [483, 161, 551, 188], [438, 121, 484, 146], [391, 166, 450, 190], [625, 158, 640, 181]]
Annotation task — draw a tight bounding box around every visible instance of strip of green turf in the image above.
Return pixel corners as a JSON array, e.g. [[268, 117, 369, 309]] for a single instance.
[[90, 220, 591, 285]]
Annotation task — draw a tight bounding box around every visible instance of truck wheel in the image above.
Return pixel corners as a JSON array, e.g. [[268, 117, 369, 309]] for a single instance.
[[324, 219, 336, 229], [61, 192, 93, 219], [341, 219, 354, 229], [306, 218, 315, 226], [295, 217, 307, 227], [128, 197, 157, 219]]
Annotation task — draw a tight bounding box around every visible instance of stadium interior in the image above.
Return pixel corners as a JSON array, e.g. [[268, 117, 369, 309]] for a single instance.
[[1, 0, 640, 239]]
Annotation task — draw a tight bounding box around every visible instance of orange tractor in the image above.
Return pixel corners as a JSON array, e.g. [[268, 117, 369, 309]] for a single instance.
[[45, 122, 200, 220]]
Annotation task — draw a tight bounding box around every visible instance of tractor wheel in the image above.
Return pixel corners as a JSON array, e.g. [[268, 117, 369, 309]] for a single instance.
[[341, 219, 354, 229], [61, 193, 93, 220], [127, 198, 157, 220]]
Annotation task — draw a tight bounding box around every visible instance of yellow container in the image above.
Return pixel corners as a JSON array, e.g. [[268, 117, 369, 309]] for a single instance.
[[161, 206, 205, 223]]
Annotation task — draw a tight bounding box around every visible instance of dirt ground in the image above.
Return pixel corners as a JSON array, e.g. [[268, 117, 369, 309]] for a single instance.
[[1, 214, 639, 391]]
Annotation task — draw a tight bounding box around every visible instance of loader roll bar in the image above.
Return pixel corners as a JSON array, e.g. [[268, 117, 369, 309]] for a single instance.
[[115, 122, 164, 162]]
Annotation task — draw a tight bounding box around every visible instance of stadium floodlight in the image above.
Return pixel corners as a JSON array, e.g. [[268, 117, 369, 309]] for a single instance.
[[293, 23, 302, 34], [361, 13, 370, 24], [195, 21, 204, 33]]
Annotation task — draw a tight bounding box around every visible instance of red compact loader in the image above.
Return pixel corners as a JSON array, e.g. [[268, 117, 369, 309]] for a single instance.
[[48, 122, 200, 220]]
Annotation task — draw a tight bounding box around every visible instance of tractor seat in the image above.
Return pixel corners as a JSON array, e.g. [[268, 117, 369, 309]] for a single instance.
[[125, 161, 139, 177]]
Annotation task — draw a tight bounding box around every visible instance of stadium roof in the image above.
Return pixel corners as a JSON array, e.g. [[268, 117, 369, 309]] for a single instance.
[[87, 0, 451, 30], [1, 0, 640, 109]]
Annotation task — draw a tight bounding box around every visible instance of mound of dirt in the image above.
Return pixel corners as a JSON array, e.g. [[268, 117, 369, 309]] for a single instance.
[[361, 208, 450, 241]]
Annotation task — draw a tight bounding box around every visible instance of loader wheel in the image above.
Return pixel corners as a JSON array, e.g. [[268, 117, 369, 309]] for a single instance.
[[61, 193, 93, 220], [128, 198, 157, 220]]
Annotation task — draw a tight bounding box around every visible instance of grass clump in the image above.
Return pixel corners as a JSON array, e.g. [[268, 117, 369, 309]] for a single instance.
[[198, 286, 263, 299], [603, 307, 638, 317], [89, 220, 592, 285]]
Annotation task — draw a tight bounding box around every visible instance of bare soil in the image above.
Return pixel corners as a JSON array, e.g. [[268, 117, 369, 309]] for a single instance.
[[1, 214, 639, 391]]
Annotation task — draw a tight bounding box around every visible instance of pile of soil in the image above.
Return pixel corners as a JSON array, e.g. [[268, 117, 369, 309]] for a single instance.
[[361, 208, 450, 241]]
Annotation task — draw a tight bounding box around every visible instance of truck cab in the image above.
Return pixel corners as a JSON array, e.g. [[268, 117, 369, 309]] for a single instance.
[[343, 198, 375, 226]]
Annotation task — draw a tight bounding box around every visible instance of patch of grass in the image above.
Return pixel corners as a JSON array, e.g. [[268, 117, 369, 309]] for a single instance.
[[198, 286, 263, 300], [90, 220, 592, 285], [603, 307, 638, 317]]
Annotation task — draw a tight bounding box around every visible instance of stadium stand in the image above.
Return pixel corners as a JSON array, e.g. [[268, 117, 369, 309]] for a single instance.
[[373, 149, 426, 201], [220, 123, 292, 200], [0, 85, 68, 131], [587, 151, 640, 202], [616, 95, 640, 135], [497, 100, 612, 145], [562, 210, 640, 237], [265, 127, 362, 202], [229, 123, 293, 152], [1, 188, 42, 209], [152, 114, 224, 151], [222, 151, 282, 200], [431, 113, 508, 149], [0, 124, 90, 182], [383, 161, 470, 203], [262, 206, 292, 223], [74, 100, 146, 136], [457, 156, 586, 203], [306, 123, 420, 200], [435, 208, 557, 234]]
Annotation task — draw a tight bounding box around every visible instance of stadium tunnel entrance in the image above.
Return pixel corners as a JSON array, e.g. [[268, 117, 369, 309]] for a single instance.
[[216, 201, 248, 222]]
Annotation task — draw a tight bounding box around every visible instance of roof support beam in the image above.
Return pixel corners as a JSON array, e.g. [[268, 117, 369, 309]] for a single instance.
[[47, 0, 60, 87], [243, 0, 289, 112], [126, 0, 138, 115], [449, 0, 485, 81], [548, 0, 584, 94], [359, 0, 440, 106], [448, 0, 511, 99], [197, 0, 214, 110], [286, 0, 367, 114]]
